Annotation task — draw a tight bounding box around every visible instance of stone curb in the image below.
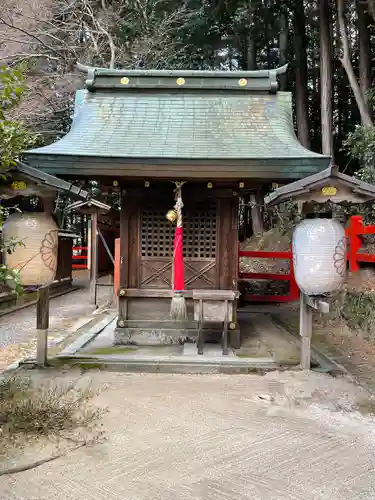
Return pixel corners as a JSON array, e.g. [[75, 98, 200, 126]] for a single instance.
[[57, 352, 277, 365], [55, 355, 282, 374], [58, 313, 117, 356], [52, 353, 279, 374]]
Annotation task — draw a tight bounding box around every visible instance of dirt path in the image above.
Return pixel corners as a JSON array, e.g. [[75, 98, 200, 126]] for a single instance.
[[1, 371, 375, 500], [0, 278, 113, 371]]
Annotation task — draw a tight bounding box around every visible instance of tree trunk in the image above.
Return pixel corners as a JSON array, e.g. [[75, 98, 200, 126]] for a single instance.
[[337, 0, 373, 127], [319, 0, 334, 161], [244, 0, 256, 70], [279, 9, 288, 90], [357, 0, 372, 102], [367, 0, 375, 22], [246, 37, 256, 70], [293, 0, 311, 148]]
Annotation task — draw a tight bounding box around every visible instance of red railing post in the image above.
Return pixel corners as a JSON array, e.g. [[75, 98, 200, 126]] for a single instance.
[[345, 216, 364, 273]]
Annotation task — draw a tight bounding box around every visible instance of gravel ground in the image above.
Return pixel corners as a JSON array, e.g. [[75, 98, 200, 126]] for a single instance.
[[1, 370, 375, 500], [0, 276, 113, 371]]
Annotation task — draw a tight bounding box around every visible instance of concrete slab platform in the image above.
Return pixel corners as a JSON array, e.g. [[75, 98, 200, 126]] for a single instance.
[[183, 342, 235, 357]]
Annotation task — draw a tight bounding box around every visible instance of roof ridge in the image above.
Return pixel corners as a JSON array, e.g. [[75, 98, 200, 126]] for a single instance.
[[76, 63, 289, 93]]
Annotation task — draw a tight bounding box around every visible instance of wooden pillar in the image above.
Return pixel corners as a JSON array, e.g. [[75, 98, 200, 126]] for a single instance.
[[250, 188, 265, 236], [299, 294, 329, 370], [90, 211, 98, 306], [218, 197, 239, 291], [43, 197, 55, 215], [218, 196, 240, 348], [118, 189, 130, 325], [35, 196, 54, 365], [87, 217, 91, 273], [36, 286, 49, 365], [299, 293, 312, 370]]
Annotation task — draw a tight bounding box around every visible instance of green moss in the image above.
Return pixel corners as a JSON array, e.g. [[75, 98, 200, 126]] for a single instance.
[[235, 352, 271, 359], [76, 362, 105, 371], [85, 346, 138, 355]]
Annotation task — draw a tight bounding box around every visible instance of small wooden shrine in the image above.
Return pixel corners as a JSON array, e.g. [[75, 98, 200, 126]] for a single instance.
[[22, 64, 330, 349]]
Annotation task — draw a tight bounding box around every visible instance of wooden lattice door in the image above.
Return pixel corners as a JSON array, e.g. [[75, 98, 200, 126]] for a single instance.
[[140, 201, 218, 289]]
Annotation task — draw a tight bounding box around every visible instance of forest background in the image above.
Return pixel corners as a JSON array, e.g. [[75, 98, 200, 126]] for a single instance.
[[1, 0, 375, 181], [3, 0, 375, 366]]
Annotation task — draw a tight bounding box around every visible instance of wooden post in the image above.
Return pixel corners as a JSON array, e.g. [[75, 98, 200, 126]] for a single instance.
[[118, 189, 130, 325], [87, 218, 91, 273], [90, 211, 98, 306], [36, 286, 50, 365], [250, 188, 264, 236], [299, 293, 312, 370], [299, 294, 329, 370]]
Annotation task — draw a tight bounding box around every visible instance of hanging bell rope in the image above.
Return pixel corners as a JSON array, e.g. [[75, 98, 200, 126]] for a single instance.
[[170, 181, 187, 320]]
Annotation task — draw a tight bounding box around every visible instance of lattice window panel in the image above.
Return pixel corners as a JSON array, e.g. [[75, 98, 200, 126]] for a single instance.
[[141, 202, 217, 258]]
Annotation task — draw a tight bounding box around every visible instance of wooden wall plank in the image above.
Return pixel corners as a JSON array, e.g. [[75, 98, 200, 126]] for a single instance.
[[218, 197, 239, 290], [119, 188, 130, 288]]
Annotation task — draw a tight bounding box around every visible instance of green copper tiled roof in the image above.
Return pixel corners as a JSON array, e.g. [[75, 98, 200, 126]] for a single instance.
[[25, 65, 330, 178], [27, 91, 321, 159]]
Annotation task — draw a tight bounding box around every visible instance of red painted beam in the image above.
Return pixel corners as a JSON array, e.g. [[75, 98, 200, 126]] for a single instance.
[[355, 253, 375, 263], [239, 250, 291, 259]]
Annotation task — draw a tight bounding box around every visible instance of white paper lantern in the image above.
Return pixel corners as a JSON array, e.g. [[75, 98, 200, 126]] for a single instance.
[[3, 212, 59, 287], [292, 218, 346, 295]]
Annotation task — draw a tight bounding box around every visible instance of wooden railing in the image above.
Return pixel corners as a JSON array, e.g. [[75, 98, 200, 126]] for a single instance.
[[72, 246, 88, 270], [238, 246, 299, 303], [346, 215, 375, 271]]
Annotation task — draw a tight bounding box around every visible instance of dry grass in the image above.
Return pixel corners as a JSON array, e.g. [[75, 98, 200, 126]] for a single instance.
[[341, 292, 375, 341], [0, 373, 105, 453]]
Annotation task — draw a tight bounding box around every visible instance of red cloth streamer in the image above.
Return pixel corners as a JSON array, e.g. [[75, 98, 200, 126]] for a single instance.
[[173, 226, 185, 291]]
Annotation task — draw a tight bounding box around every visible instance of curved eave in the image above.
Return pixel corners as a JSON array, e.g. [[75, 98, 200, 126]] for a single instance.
[[24, 154, 330, 180]]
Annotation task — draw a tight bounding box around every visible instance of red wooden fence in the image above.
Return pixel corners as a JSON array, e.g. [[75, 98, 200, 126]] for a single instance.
[[346, 215, 375, 271], [72, 246, 88, 270], [238, 246, 299, 303]]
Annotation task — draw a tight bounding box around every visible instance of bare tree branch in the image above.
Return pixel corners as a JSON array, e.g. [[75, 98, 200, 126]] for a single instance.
[[337, 0, 373, 127], [0, 16, 62, 57], [0, 53, 59, 62]]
